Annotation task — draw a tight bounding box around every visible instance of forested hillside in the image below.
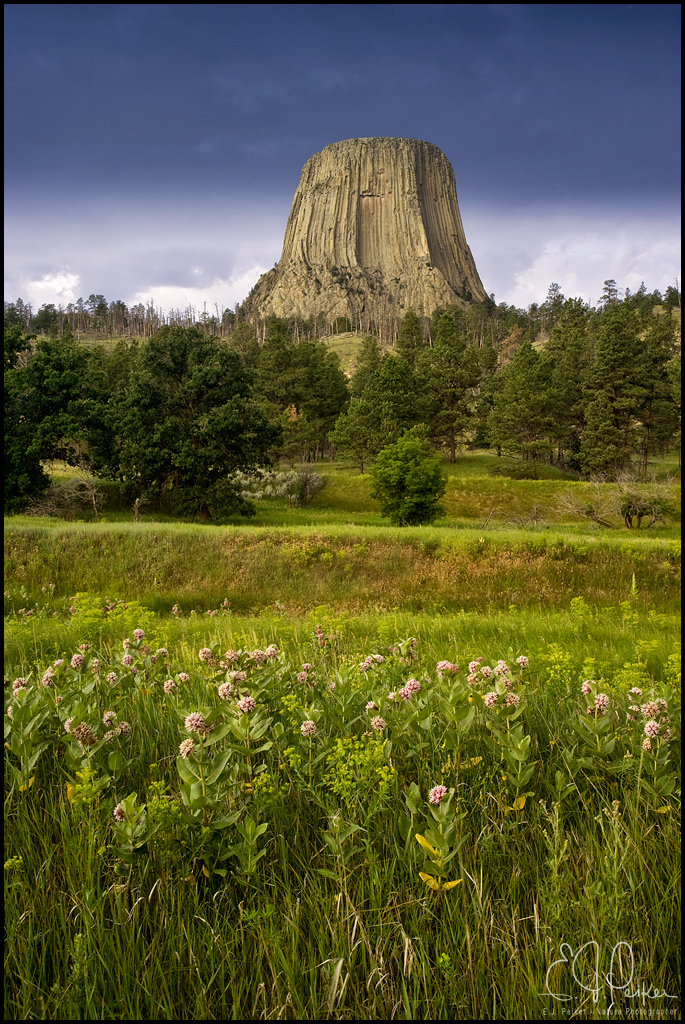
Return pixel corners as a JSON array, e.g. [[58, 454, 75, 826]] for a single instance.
[[4, 280, 680, 518]]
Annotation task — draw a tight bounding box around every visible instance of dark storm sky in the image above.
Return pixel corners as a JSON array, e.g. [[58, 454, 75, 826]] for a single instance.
[[4, 3, 681, 313]]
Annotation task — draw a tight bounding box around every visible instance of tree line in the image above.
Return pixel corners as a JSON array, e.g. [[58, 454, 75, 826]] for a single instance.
[[4, 280, 680, 519], [7, 278, 679, 347]]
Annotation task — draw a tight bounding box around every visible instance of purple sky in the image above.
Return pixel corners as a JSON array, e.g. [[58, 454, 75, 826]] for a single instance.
[[4, 4, 681, 316]]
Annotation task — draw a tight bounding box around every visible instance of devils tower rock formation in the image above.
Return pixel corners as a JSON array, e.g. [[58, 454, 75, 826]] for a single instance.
[[241, 137, 488, 335]]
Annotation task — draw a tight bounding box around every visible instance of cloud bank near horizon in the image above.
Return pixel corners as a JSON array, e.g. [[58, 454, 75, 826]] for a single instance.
[[5, 199, 680, 317]]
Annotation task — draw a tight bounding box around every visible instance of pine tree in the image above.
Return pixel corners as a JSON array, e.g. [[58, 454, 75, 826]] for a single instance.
[[633, 311, 679, 480], [541, 298, 592, 467], [416, 313, 480, 462], [361, 353, 418, 443], [396, 307, 425, 368], [329, 399, 385, 473], [486, 341, 554, 465], [578, 303, 644, 477], [350, 336, 382, 397]]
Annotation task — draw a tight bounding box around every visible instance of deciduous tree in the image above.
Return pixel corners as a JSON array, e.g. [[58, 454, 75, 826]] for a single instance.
[[370, 427, 446, 526]]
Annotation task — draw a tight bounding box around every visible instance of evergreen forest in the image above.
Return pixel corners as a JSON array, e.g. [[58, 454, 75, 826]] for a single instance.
[[4, 279, 681, 519]]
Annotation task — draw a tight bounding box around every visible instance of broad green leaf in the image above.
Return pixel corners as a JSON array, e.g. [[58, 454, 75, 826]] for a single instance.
[[415, 834, 437, 856]]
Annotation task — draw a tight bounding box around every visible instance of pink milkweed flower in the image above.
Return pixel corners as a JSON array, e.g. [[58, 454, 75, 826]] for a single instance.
[[483, 692, 498, 708], [103, 710, 116, 726], [594, 693, 610, 714], [179, 738, 196, 758], [641, 701, 660, 718], [581, 681, 593, 695], [198, 648, 213, 662], [480, 666, 493, 679], [366, 701, 378, 711], [237, 695, 256, 714], [296, 672, 308, 684], [437, 661, 458, 675], [405, 678, 421, 693], [397, 687, 411, 702], [218, 681, 233, 700], [371, 716, 386, 731], [70, 654, 84, 670], [300, 720, 317, 737], [516, 656, 529, 668], [177, 673, 189, 683], [184, 712, 207, 733], [106, 672, 117, 684], [644, 720, 660, 738], [301, 663, 313, 672], [133, 629, 145, 641], [429, 785, 448, 805], [164, 679, 176, 694], [121, 654, 134, 668], [504, 692, 521, 707], [113, 804, 126, 822], [72, 722, 94, 745]]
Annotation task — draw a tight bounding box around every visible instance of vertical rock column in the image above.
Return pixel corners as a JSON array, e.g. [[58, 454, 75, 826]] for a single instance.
[[241, 137, 488, 330]]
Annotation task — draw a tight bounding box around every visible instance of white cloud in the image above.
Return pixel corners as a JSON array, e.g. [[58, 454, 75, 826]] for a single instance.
[[5, 194, 680, 319], [130, 265, 268, 314], [464, 203, 681, 308], [5, 270, 80, 309], [4, 193, 286, 313]]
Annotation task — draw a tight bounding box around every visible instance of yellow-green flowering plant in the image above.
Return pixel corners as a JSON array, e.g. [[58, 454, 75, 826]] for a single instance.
[[415, 785, 464, 894]]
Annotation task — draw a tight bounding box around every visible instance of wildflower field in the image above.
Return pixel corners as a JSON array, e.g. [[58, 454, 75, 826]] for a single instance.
[[4, 482, 682, 1020]]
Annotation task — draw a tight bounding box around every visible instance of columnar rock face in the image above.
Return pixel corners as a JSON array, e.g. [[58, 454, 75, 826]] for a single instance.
[[241, 137, 488, 331]]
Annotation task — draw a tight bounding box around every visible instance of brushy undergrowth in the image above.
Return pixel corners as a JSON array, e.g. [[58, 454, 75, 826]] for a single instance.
[[4, 520, 680, 615], [4, 623, 681, 1020]]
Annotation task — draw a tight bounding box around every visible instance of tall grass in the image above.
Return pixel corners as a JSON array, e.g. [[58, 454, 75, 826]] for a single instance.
[[4, 452, 681, 1020], [4, 629, 681, 1020], [4, 602, 679, 688], [5, 520, 680, 616]]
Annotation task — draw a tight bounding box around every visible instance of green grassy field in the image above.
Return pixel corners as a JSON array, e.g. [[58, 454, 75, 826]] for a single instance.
[[4, 455, 681, 1020]]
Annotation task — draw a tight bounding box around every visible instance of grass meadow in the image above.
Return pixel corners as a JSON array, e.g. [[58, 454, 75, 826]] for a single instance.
[[4, 454, 681, 1020]]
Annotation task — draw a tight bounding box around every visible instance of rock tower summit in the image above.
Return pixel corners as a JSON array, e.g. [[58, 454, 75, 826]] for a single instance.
[[242, 137, 488, 333]]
